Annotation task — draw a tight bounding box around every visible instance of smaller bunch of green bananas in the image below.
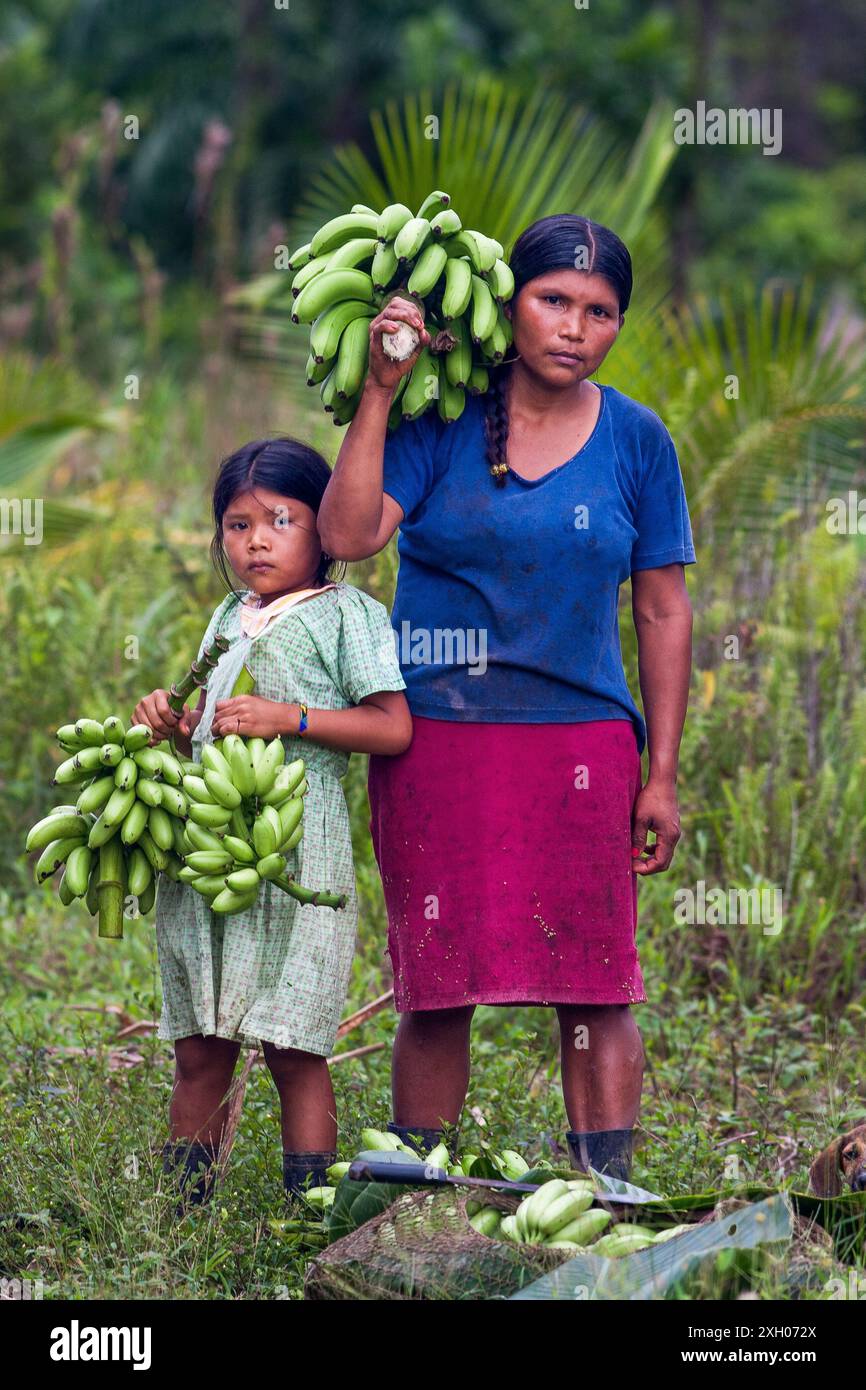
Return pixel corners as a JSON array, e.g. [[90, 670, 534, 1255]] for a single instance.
[[25, 714, 194, 938], [230, 191, 513, 431], [497, 1178, 612, 1249], [179, 734, 308, 915]]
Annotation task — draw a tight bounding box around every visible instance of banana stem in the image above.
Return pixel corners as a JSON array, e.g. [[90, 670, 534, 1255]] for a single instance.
[[166, 634, 232, 758], [97, 838, 126, 939], [167, 635, 231, 715], [273, 873, 346, 911]]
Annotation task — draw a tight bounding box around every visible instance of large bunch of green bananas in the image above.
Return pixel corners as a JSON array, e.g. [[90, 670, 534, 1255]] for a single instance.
[[178, 734, 309, 915], [24, 715, 193, 938], [244, 191, 514, 431]]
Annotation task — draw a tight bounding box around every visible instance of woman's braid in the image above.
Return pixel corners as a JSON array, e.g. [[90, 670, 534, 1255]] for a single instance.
[[483, 360, 513, 487]]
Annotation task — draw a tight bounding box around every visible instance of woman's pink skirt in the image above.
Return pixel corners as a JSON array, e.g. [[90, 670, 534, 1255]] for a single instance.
[[367, 716, 645, 1011]]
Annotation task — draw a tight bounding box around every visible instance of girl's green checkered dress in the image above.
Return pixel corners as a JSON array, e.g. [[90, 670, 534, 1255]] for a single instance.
[[154, 582, 406, 1057]]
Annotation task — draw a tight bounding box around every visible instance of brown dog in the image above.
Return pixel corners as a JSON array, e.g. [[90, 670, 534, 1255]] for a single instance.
[[809, 1123, 866, 1196]]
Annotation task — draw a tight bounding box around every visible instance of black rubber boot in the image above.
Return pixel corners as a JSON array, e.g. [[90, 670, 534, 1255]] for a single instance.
[[283, 1150, 337, 1200], [386, 1121, 451, 1158], [566, 1128, 634, 1183], [162, 1139, 219, 1215]]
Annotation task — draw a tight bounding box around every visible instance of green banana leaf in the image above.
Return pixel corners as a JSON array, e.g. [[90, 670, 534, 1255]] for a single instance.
[[510, 1191, 794, 1301]]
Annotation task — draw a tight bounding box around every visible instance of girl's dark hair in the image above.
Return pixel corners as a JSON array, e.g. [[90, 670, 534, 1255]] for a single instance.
[[209, 435, 347, 606], [483, 214, 632, 486]]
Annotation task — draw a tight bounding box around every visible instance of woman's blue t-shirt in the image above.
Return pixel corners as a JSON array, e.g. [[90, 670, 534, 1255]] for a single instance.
[[380, 383, 696, 757]]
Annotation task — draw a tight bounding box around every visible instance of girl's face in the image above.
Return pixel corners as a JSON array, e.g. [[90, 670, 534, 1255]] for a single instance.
[[504, 269, 624, 387], [221, 487, 323, 603]]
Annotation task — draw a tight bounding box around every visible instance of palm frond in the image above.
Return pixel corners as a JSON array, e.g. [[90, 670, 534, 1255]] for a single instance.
[[0, 499, 107, 558], [293, 76, 676, 262], [605, 280, 866, 539], [0, 412, 121, 489]]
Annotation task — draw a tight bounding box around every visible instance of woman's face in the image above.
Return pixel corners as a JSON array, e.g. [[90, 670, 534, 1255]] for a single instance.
[[221, 487, 322, 600], [504, 269, 624, 387]]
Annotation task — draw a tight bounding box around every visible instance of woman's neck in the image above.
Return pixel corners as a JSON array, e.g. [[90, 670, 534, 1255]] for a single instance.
[[508, 365, 597, 421]]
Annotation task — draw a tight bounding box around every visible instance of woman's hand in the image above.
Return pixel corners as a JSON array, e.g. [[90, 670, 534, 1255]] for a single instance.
[[131, 689, 181, 745], [631, 777, 681, 875], [211, 695, 288, 739], [366, 295, 431, 393]]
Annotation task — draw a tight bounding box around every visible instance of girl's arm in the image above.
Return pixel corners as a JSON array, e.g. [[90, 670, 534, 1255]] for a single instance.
[[212, 690, 413, 756]]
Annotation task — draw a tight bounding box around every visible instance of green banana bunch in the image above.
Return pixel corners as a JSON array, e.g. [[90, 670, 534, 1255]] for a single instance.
[[179, 734, 344, 915], [270, 194, 515, 430], [26, 713, 198, 938]]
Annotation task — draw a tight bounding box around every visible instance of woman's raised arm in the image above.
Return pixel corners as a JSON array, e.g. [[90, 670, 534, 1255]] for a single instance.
[[317, 297, 429, 561]]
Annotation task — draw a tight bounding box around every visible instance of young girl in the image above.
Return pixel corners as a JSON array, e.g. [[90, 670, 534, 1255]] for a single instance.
[[131, 436, 412, 1211]]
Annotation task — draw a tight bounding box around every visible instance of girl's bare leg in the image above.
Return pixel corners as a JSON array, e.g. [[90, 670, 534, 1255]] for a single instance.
[[262, 1042, 338, 1150], [169, 1034, 242, 1147]]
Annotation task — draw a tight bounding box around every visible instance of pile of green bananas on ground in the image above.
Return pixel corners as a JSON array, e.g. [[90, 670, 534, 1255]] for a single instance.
[[24, 716, 192, 937], [323, 1131, 694, 1253], [178, 735, 308, 915], [471, 1178, 693, 1256], [232, 191, 513, 430]]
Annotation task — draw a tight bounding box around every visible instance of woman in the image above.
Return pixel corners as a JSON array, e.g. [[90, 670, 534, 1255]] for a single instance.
[[317, 214, 696, 1182]]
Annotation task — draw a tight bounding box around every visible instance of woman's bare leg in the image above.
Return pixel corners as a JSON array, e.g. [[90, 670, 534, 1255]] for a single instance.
[[391, 1005, 476, 1128], [555, 1003, 644, 1131]]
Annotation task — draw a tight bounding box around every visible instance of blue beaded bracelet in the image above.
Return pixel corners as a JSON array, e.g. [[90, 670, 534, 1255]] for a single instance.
[[298, 702, 309, 735]]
